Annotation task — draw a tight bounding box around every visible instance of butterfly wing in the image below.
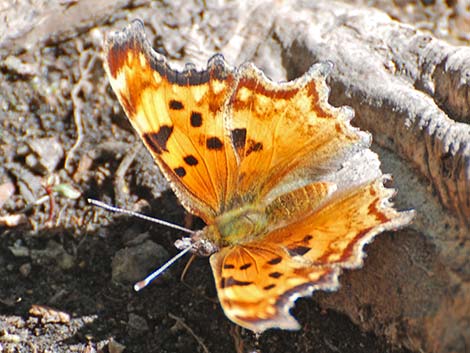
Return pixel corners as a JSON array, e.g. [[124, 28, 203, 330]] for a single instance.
[[227, 62, 369, 203], [210, 178, 414, 332], [103, 21, 370, 219], [103, 20, 239, 222], [210, 242, 336, 331]]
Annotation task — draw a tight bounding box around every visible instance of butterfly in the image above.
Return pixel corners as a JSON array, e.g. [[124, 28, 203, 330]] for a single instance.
[[103, 20, 414, 333]]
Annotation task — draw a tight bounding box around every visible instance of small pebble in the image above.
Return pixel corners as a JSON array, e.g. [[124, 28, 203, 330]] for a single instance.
[[25, 137, 64, 174], [112, 240, 170, 284], [108, 338, 126, 353], [19, 263, 32, 277], [127, 313, 149, 337]]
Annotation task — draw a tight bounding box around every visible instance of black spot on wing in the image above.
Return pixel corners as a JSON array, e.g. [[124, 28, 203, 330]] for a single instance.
[[174, 167, 186, 177], [231, 128, 247, 150], [169, 100, 184, 110], [223, 263, 235, 269], [269, 272, 283, 278], [239, 263, 252, 270], [190, 112, 203, 127], [267, 257, 282, 265], [184, 155, 199, 166], [246, 140, 263, 156], [206, 137, 223, 150], [302, 235, 313, 242], [220, 276, 253, 288], [263, 284, 276, 290], [142, 125, 173, 155], [288, 245, 311, 257]]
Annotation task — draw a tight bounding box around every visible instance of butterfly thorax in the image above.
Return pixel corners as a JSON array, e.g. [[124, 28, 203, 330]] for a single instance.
[[200, 204, 268, 250], [176, 204, 269, 258]]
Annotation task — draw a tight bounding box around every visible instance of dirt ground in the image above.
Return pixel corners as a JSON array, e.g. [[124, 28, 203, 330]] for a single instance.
[[1, 1, 468, 352]]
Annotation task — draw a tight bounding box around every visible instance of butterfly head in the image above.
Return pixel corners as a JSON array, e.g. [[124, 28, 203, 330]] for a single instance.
[[174, 228, 219, 257]]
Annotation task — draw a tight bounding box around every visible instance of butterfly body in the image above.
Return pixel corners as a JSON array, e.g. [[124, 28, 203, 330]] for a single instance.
[[104, 20, 414, 333], [214, 203, 268, 245]]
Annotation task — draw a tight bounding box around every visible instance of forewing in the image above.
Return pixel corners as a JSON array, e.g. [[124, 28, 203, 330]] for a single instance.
[[103, 20, 238, 222], [227, 62, 368, 203]]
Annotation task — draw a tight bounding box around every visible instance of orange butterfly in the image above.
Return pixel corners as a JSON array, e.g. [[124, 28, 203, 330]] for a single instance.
[[103, 20, 413, 333]]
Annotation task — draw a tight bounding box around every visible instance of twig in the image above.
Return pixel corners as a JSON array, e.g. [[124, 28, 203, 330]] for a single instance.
[[114, 143, 142, 206], [65, 43, 98, 171], [230, 325, 245, 353], [168, 313, 210, 353], [179, 255, 219, 304], [43, 184, 55, 223], [180, 254, 197, 282]]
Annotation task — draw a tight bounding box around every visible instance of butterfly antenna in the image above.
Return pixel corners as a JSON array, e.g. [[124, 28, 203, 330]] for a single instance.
[[87, 198, 195, 234], [133, 242, 199, 291], [88, 199, 199, 291]]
